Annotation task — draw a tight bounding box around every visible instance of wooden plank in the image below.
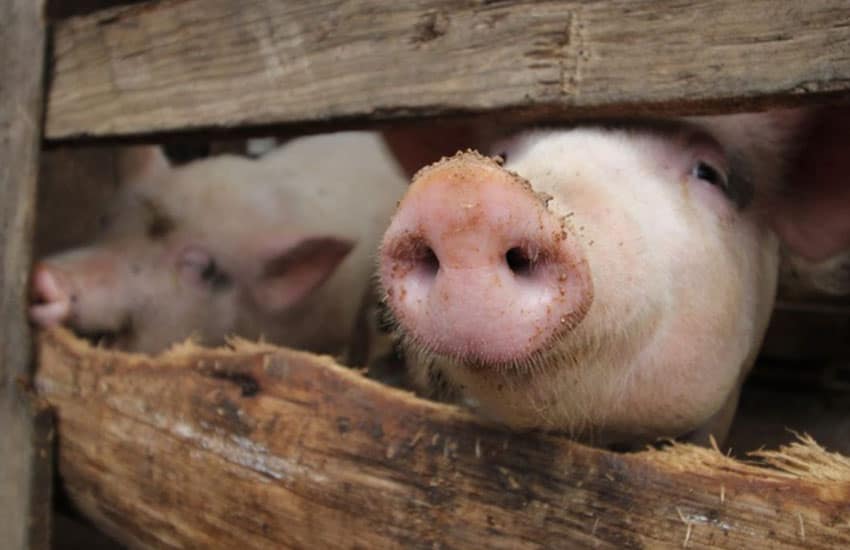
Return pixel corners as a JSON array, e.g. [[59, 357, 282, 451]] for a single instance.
[[45, 0, 146, 19], [0, 1, 54, 549], [45, 0, 850, 141], [35, 328, 850, 549]]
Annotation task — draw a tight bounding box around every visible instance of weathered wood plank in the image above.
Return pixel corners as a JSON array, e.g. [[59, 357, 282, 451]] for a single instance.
[[46, 0, 146, 19], [36, 328, 850, 549], [0, 1, 54, 549], [45, 0, 850, 141]]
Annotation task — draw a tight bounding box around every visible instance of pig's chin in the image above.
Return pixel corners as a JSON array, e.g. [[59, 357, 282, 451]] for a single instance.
[[404, 314, 712, 444], [403, 325, 594, 395], [411, 339, 729, 446], [397, 312, 587, 370], [406, 340, 614, 438]]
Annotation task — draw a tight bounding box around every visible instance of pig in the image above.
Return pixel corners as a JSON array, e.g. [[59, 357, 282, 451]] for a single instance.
[[378, 109, 850, 448], [30, 131, 407, 358], [774, 107, 850, 300]]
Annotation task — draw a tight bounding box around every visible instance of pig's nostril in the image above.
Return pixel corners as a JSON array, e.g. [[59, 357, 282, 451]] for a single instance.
[[419, 246, 440, 276], [392, 235, 440, 278], [506, 246, 533, 276], [406, 243, 439, 279]]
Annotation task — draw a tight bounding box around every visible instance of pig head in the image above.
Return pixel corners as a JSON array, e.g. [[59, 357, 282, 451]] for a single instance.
[[379, 110, 850, 447], [31, 132, 406, 357]]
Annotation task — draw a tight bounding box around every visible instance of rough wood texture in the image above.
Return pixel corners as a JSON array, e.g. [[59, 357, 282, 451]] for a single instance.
[[46, 0, 146, 19], [0, 1, 53, 548], [36, 328, 850, 549], [46, 0, 850, 141]]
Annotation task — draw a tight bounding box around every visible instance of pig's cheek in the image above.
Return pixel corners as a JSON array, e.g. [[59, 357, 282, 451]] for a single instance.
[[126, 285, 185, 352], [634, 339, 739, 418], [550, 183, 673, 328], [560, 244, 731, 429], [69, 267, 126, 327], [617, 258, 756, 430], [563, 213, 656, 331]]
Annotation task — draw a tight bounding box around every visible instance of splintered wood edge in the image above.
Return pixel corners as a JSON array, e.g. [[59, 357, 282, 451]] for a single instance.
[[36, 327, 850, 548], [36, 327, 458, 418]]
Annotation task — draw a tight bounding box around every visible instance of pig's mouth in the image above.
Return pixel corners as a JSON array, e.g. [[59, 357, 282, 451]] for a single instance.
[[76, 318, 134, 350], [403, 328, 578, 380]]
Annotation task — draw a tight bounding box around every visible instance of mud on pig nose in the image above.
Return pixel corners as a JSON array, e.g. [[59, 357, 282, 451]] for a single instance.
[[379, 151, 593, 365]]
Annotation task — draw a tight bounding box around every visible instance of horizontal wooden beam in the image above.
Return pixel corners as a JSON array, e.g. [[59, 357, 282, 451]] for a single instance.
[[36, 328, 850, 549], [45, 0, 145, 19], [46, 0, 850, 141]]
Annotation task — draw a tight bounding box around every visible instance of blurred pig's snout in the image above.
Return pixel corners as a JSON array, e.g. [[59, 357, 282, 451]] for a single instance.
[[29, 249, 124, 331], [29, 263, 73, 327], [379, 152, 593, 365]]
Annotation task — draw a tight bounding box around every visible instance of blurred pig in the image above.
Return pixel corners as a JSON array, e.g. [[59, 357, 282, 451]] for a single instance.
[[379, 109, 850, 447], [774, 107, 850, 299], [30, 131, 407, 357]]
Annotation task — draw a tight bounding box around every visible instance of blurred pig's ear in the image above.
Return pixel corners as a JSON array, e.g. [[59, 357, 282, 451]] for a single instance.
[[247, 236, 355, 312], [382, 123, 482, 179], [771, 106, 850, 262], [117, 146, 170, 184]]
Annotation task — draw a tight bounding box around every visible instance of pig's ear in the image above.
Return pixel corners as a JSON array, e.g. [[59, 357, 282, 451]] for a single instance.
[[382, 123, 483, 179], [117, 146, 171, 183], [248, 236, 355, 312], [770, 106, 850, 262]]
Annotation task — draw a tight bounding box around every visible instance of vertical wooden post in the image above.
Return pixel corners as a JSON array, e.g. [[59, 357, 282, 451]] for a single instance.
[[0, 1, 53, 549]]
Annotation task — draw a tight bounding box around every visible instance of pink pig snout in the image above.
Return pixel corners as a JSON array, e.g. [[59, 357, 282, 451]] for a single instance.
[[379, 152, 593, 364], [30, 263, 74, 327], [29, 249, 126, 331]]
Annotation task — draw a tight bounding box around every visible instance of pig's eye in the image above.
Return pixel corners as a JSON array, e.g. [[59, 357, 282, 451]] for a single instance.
[[200, 259, 232, 291], [692, 161, 729, 191], [178, 247, 232, 292]]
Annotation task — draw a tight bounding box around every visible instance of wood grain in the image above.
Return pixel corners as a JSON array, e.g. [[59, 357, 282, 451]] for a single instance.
[[36, 328, 850, 549], [46, 0, 850, 141], [0, 1, 54, 549], [46, 0, 147, 19]]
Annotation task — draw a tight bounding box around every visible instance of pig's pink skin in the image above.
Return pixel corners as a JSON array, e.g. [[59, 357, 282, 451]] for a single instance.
[[772, 105, 850, 262], [30, 132, 406, 356], [381, 152, 592, 364], [31, 243, 235, 352], [384, 120, 786, 445]]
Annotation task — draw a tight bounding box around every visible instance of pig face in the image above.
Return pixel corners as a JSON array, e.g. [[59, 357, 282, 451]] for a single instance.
[[31, 132, 406, 356], [380, 115, 808, 446], [29, 216, 250, 354]]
